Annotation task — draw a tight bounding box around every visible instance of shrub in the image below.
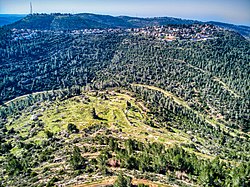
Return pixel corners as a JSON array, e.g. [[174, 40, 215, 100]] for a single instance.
[[44, 130, 53, 139], [113, 173, 132, 187], [46, 176, 58, 187], [69, 146, 85, 170], [67, 123, 79, 133]]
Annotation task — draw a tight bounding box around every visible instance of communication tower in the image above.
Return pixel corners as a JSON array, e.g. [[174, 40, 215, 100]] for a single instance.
[[30, 2, 33, 14]]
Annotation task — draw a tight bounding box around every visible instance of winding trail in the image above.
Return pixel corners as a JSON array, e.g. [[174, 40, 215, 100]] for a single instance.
[[131, 83, 247, 138], [72, 176, 175, 187], [2, 90, 54, 106], [167, 58, 241, 98]]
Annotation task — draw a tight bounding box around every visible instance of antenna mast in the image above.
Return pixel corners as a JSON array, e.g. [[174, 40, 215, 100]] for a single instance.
[[30, 2, 33, 15]]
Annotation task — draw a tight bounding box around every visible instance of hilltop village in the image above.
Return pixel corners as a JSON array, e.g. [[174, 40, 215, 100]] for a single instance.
[[131, 24, 222, 41], [11, 24, 222, 42]]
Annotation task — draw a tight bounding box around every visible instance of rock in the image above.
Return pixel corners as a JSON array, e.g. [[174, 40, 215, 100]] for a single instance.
[[36, 113, 43, 117], [30, 114, 38, 121], [30, 105, 38, 112]]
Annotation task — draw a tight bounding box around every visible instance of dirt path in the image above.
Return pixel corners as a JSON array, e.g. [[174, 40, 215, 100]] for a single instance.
[[132, 83, 191, 109], [72, 177, 116, 187], [2, 90, 55, 106], [167, 58, 241, 98], [132, 179, 173, 187], [131, 83, 247, 138], [71, 176, 174, 187]]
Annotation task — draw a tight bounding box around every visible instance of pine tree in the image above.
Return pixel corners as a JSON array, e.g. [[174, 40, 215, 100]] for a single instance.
[[69, 146, 85, 170]]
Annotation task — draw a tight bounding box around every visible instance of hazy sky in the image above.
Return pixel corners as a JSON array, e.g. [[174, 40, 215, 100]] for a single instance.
[[0, 0, 250, 25]]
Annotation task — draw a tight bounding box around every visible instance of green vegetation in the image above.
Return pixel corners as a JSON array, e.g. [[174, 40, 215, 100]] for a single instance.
[[67, 123, 79, 133], [113, 173, 132, 187], [0, 89, 249, 186], [69, 146, 86, 170], [0, 25, 249, 132], [0, 16, 249, 186]]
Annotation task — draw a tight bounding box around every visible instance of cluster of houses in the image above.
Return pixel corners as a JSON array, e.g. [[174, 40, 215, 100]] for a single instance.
[[129, 24, 222, 41], [11, 28, 39, 41], [11, 28, 124, 41], [71, 28, 124, 35], [11, 24, 222, 42]]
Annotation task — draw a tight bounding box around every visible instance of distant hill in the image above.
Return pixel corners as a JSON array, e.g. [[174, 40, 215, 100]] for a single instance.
[[207, 21, 250, 39], [3, 13, 250, 38], [0, 14, 26, 26], [5, 13, 198, 30]]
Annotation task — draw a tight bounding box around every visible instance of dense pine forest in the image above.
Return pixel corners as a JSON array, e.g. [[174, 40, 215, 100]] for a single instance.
[[0, 14, 249, 187]]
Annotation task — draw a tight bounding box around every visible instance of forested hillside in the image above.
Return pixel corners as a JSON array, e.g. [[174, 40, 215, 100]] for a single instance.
[[0, 16, 249, 187], [1, 25, 249, 132]]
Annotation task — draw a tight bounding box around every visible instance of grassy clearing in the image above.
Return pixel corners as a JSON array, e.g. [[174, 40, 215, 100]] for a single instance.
[[6, 90, 187, 150], [2, 89, 222, 186]]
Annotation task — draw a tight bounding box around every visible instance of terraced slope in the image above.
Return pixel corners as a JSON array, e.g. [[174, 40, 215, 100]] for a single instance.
[[0, 89, 191, 186], [0, 87, 249, 187]]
